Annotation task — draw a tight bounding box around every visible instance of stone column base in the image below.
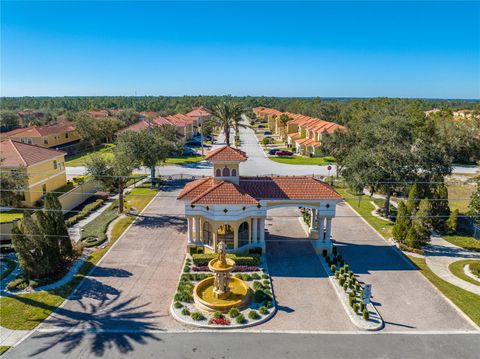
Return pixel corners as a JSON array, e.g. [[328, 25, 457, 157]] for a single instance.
[[312, 240, 333, 256]]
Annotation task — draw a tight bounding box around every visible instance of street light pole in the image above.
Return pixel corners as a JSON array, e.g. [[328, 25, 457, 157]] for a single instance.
[[199, 115, 204, 157]]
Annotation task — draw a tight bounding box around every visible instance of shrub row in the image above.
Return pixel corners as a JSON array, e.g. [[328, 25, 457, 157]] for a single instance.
[[66, 199, 105, 227], [192, 265, 260, 273], [192, 253, 260, 266]]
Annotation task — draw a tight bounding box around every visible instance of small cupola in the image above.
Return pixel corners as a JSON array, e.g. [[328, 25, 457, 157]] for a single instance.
[[204, 146, 247, 185]]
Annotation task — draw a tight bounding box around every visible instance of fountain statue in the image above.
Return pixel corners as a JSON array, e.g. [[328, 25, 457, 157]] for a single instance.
[[193, 240, 251, 312]]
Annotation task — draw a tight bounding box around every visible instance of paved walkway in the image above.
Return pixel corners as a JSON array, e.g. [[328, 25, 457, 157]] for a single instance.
[[333, 201, 477, 332], [425, 236, 480, 295]]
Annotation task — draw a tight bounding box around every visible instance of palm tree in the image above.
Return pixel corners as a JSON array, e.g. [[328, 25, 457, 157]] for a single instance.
[[209, 102, 245, 146]]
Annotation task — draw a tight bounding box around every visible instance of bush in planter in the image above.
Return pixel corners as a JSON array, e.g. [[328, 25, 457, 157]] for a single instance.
[[213, 311, 223, 319], [81, 236, 106, 248], [6, 277, 29, 291], [251, 273, 261, 280], [360, 302, 365, 312], [174, 301, 183, 309], [355, 283, 360, 292], [349, 271, 354, 278], [183, 265, 191, 273], [235, 273, 243, 279], [363, 309, 370, 320], [228, 308, 240, 318], [344, 264, 349, 271], [339, 277, 346, 286], [335, 271, 340, 279], [262, 279, 270, 287], [332, 246, 338, 255], [191, 312, 205, 321], [248, 310, 260, 320], [181, 308, 190, 316], [259, 306, 269, 315], [262, 274, 269, 279], [330, 264, 336, 272], [340, 268, 345, 275], [349, 296, 355, 307], [343, 283, 348, 291], [243, 274, 253, 281], [353, 303, 359, 313], [235, 314, 246, 324], [175, 291, 193, 303]]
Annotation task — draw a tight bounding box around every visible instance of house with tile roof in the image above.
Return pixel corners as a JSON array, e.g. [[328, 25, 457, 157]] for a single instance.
[[0, 121, 80, 149], [0, 140, 68, 206], [253, 107, 345, 156], [177, 145, 341, 254]]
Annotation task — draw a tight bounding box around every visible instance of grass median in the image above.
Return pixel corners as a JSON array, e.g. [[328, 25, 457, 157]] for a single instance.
[[407, 255, 480, 327], [448, 260, 480, 287], [442, 234, 480, 252], [268, 156, 335, 166], [0, 187, 158, 330]]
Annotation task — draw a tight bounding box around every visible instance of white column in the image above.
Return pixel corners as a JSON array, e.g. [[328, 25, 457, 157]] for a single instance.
[[309, 209, 315, 232], [318, 216, 325, 241], [252, 218, 258, 243], [187, 217, 193, 243], [325, 217, 332, 242], [259, 218, 266, 243], [195, 217, 200, 242]]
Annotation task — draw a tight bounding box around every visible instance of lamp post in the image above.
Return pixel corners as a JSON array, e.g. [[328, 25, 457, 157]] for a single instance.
[[199, 115, 204, 157]]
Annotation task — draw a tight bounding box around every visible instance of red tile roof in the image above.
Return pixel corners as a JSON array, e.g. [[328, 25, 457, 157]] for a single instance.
[[140, 111, 158, 118], [204, 146, 248, 162], [178, 175, 341, 204], [3, 121, 76, 138], [186, 106, 211, 118], [0, 140, 65, 167]]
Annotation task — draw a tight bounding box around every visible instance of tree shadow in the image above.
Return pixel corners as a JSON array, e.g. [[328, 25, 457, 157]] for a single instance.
[[8, 291, 162, 357], [134, 215, 187, 233]]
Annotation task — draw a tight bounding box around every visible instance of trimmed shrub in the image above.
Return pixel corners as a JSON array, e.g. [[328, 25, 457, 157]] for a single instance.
[[259, 306, 269, 315], [235, 314, 246, 324], [6, 277, 29, 291], [335, 271, 340, 279], [192, 253, 259, 266], [355, 283, 360, 292], [262, 274, 269, 279], [252, 280, 263, 290], [174, 292, 193, 303], [344, 264, 349, 271], [183, 265, 191, 273], [81, 235, 107, 248], [332, 246, 338, 255], [343, 283, 348, 291], [360, 302, 365, 312], [353, 303, 359, 313], [213, 311, 223, 319], [349, 296, 355, 307], [228, 308, 240, 318], [181, 308, 190, 316], [235, 273, 243, 279], [340, 268, 345, 275], [363, 309, 370, 320], [322, 249, 328, 257], [339, 277, 346, 286], [265, 301, 273, 309], [330, 264, 336, 272], [174, 301, 183, 309], [248, 310, 260, 320], [251, 273, 261, 280], [66, 199, 105, 227], [262, 279, 270, 287], [191, 312, 205, 321], [243, 274, 253, 281]]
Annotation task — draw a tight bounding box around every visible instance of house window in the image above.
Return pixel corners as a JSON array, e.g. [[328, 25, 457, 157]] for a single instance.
[[65, 132, 69, 138], [27, 138, 32, 144], [43, 137, 48, 145], [231, 168, 237, 177], [222, 167, 230, 177], [203, 221, 213, 247], [42, 184, 47, 194], [53, 160, 57, 169], [238, 221, 249, 247], [215, 169, 221, 177]]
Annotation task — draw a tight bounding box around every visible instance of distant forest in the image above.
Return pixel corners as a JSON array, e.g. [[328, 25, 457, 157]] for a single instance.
[[1, 96, 479, 126]]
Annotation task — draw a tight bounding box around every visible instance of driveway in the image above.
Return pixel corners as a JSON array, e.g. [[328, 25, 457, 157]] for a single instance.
[[256, 207, 354, 331], [332, 201, 477, 332], [37, 183, 188, 335]]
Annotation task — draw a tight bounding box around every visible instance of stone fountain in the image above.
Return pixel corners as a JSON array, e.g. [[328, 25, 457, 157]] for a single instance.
[[193, 240, 251, 312]]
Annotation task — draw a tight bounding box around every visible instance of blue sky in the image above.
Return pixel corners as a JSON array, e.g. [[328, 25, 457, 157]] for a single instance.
[[1, 1, 479, 98]]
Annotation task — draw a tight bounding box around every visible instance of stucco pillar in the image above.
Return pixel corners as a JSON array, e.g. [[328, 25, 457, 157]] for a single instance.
[[213, 232, 218, 252], [187, 217, 193, 244], [234, 225, 239, 250], [309, 209, 315, 232], [195, 217, 200, 243], [259, 218, 266, 243], [325, 217, 332, 242], [252, 217, 258, 243], [318, 216, 325, 241]]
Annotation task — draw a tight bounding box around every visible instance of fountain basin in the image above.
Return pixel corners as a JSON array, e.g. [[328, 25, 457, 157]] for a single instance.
[[208, 258, 235, 272], [194, 277, 251, 312]]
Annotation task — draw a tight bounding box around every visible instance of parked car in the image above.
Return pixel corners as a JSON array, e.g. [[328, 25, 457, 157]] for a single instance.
[[182, 147, 198, 156], [268, 148, 280, 155], [264, 131, 272, 135], [276, 150, 293, 156], [258, 125, 266, 128], [185, 140, 201, 147]]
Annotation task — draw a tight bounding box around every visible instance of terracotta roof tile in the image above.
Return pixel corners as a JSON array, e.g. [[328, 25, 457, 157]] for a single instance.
[[3, 121, 76, 138], [0, 140, 65, 167], [191, 181, 259, 204], [204, 146, 247, 162]]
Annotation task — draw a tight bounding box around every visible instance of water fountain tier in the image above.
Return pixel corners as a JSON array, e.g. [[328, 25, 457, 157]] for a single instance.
[[193, 240, 251, 312]]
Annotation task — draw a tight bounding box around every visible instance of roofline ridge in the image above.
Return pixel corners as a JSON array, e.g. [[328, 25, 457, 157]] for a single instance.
[[8, 140, 28, 166], [190, 179, 226, 204], [177, 177, 211, 199]]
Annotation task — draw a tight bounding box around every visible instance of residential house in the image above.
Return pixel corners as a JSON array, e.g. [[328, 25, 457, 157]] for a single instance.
[[0, 121, 80, 149], [0, 140, 67, 207]]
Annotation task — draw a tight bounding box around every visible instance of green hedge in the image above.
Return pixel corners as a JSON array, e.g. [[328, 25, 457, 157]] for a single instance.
[[192, 253, 259, 266], [66, 199, 105, 227]]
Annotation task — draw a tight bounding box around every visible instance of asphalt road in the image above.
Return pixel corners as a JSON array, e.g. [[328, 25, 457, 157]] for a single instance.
[[5, 332, 480, 359]]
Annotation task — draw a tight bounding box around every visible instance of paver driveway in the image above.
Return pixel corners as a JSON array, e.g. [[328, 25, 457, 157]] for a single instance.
[[333, 201, 477, 332], [256, 207, 354, 331], [39, 184, 188, 333]]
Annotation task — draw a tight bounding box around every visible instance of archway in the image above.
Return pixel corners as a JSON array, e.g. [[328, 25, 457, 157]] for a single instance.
[[217, 224, 234, 249], [238, 221, 249, 247], [203, 221, 213, 247]]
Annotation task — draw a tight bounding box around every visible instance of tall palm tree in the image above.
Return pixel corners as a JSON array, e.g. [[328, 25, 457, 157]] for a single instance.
[[209, 102, 245, 146]]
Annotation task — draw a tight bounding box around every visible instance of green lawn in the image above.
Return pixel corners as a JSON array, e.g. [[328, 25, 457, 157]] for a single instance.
[[407, 255, 480, 326], [269, 156, 336, 166], [65, 144, 114, 167], [0, 187, 158, 330], [442, 234, 480, 252], [335, 186, 394, 239], [164, 155, 204, 165], [446, 174, 477, 214], [448, 260, 480, 287], [0, 211, 24, 222], [0, 346, 10, 356]]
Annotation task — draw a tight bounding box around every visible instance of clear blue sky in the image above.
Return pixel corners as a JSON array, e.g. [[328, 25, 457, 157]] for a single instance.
[[1, 1, 479, 99]]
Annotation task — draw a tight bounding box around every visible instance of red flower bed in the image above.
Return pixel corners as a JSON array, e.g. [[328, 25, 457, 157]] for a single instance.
[[208, 317, 231, 325]]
